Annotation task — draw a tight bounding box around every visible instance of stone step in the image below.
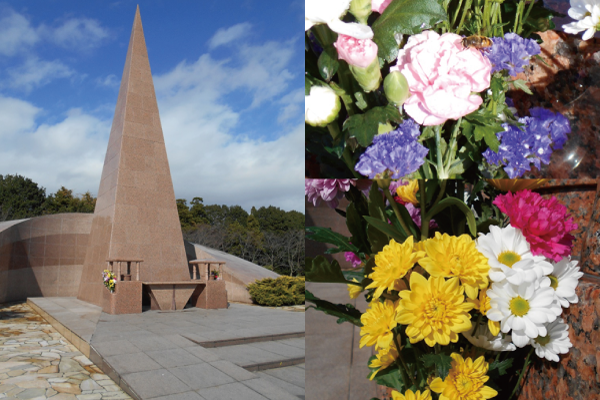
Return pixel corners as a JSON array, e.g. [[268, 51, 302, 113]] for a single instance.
[[183, 331, 305, 348], [207, 338, 305, 371]]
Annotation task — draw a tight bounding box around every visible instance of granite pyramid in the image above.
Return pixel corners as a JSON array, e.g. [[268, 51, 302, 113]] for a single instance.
[[77, 6, 190, 306]]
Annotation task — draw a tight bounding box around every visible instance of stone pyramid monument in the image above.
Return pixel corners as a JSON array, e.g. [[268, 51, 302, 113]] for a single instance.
[[77, 6, 190, 307]]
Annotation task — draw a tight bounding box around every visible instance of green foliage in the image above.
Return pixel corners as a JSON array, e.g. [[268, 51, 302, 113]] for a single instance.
[[247, 276, 305, 307], [0, 174, 47, 220], [305, 289, 362, 326], [305, 256, 350, 284], [343, 105, 402, 147], [421, 353, 453, 380], [372, 0, 447, 62], [44, 187, 96, 214]]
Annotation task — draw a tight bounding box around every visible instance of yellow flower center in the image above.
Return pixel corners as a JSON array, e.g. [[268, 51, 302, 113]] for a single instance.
[[549, 275, 559, 290], [498, 251, 521, 267], [509, 296, 530, 317], [535, 334, 551, 346], [457, 375, 474, 394], [425, 299, 447, 323]]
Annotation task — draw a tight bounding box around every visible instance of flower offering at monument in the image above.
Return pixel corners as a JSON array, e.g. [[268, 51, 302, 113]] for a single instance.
[[306, 179, 582, 399], [102, 270, 117, 293], [305, 0, 576, 179]]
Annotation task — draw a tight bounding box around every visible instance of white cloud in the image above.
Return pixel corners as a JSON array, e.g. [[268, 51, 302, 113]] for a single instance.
[[0, 9, 39, 56], [7, 57, 75, 92], [96, 74, 120, 88], [0, 33, 303, 212], [0, 97, 109, 194], [153, 39, 303, 212], [277, 89, 304, 124], [208, 22, 252, 49], [44, 18, 110, 50]]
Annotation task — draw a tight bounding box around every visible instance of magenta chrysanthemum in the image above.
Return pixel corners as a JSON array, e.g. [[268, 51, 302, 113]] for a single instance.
[[493, 190, 578, 262], [305, 179, 355, 208]]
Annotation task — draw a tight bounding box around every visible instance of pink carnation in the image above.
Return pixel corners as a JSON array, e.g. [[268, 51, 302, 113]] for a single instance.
[[493, 190, 578, 262], [305, 179, 355, 208], [344, 251, 362, 268], [391, 31, 492, 126], [334, 34, 378, 69], [371, 0, 393, 14]]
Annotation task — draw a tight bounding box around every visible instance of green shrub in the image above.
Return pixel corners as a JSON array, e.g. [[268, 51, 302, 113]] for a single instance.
[[247, 276, 305, 307]]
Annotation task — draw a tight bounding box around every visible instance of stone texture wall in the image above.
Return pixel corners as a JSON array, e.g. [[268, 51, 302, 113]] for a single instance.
[[0, 213, 93, 303]]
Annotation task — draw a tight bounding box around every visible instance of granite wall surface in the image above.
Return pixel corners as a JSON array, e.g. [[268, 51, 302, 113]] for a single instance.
[[0, 213, 93, 303]]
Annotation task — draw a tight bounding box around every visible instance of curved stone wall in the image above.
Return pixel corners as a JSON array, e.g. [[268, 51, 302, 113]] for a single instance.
[[184, 241, 279, 304], [0, 213, 93, 304]]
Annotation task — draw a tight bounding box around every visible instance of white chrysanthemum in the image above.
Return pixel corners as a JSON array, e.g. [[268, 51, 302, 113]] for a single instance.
[[543, 257, 583, 308], [487, 279, 560, 348], [531, 318, 572, 362], [305, 0, 373, 39], [462, 321, 516, 352], [563, 0, 600, 40], [476, 225, 553, 285], [305, 86, 341, 127]]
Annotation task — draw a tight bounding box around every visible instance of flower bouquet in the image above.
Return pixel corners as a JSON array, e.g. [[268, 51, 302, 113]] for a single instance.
[[305, 0, 591, 179], [306, 179, 581, 399], [103, 269, 117, 293]]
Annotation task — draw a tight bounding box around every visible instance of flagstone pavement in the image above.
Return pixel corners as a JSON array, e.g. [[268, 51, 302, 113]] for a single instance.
[[0, 302, 130, 400]]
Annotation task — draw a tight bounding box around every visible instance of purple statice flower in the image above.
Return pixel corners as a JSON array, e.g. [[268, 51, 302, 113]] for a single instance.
[[354, 119, 428, 179], [344, 251, 362, 268], [486, 33, 541, 77], [483, 107, 571, 178], [305, 179, 354, 208]]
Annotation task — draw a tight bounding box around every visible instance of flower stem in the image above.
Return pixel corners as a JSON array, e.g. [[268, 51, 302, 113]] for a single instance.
[[451, 0, 464, 28], [513, 0, 525, 34], [434, 125, 448, 179], [508, 347, 534, 400], [384, 190, 413, 238], [419, 179, 428, 240], [518, 0, 536, 35], [456, 0, 473, 34], [393, 333, 417, 389]]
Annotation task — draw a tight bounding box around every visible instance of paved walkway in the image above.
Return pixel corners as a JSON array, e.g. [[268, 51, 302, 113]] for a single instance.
[[306, 282, 377, 400], [26, 298, 304, 400], [0, 302, 130, 400]]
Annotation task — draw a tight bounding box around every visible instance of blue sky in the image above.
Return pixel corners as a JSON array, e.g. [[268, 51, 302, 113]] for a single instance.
[[0, 0, 304, 212]]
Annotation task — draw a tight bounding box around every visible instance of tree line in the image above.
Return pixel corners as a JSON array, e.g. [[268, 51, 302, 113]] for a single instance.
[[0, 174, 304, 276], [177, 198, 305, 276]]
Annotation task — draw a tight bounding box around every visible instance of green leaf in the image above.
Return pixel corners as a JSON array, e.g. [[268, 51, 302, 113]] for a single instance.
[[305, 76, 311, 95], [305, 256, 349, 284], [368, 358, 406, 391], [305, 226, 359, 254], [317, 46, 340, 82], [364, 215, 408, 243], [372, 0, 446, 63], [421, 353, 453, 380], [489, 358, 513, 376], [343, 269, 365, 282], [511, 79, 533, 95], [367, 183, 390, 253], [344, 105, 402, 147], [347, 202, 370, 254], [426, 197, 477, 237], [306, 290, 363, 326], [482, 128, 501, 153]]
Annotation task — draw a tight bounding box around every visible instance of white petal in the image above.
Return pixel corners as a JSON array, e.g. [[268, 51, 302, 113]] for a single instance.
[[328, 19, 374, 39], [512, 330, 530, 348]]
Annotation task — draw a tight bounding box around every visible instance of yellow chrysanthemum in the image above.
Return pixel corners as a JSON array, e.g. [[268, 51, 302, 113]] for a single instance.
[[420, 232, 490, 300], [366, 237, 425, 300], [347, 278, 364, 300], [392, 389, 432, 400], [466, 288, 500, 336], [396, 180, 419, 205], [360, 299, 398, 349], [430, 353, 498, 400], [396, 273, 474, 347], [369, 342, 399, 379]]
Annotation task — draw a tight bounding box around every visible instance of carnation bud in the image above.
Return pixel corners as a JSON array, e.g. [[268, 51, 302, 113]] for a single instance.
[[305, 85, 342, 127], [334, 35, 381, 92], [384, 71, 410, 106], [349, 0, 372, 25]]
